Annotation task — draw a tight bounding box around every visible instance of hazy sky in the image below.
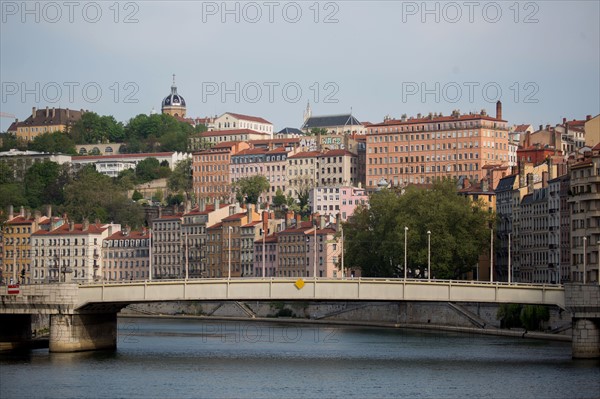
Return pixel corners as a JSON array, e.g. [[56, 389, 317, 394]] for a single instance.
[[1, 1, 599, 132]]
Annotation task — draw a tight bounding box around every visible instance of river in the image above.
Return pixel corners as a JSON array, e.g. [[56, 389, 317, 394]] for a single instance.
[[1, 317, 599, 398]]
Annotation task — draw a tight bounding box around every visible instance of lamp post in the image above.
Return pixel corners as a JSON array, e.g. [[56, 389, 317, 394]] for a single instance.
[[490, 226, 494, 282], [427, 230, 431, 281], [228, 226, 232, 280], [314, 223, 317, 280], [597, 240, 600, 286], [508, 232, 511, 284], [404, 226, 408, 280], [583, 236, 587, 284]]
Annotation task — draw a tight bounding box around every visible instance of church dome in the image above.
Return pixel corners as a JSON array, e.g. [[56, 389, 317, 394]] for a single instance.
[[161, 75, 186, 117]]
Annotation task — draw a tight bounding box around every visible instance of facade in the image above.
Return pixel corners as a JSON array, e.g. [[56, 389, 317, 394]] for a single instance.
[[193, 141, 250, 202], [316, 150, 359, 187], [151, 213, 183, 279], [585, 114, 600, 147], [365, 105, 509, 190], [519, 187, 551, 283], [102, 227, 150, 281], [10, 107, 84, 142], [568, 146, 600, 283], [3, 207, 49, 284], [0, 149, 71, 181], [241, 220, 261, 277], [230, 147, 291, 204], [286, 151, 319, 197], [182, 201, 232, 278], [32, 220, 120, 284], [310, 186, 368, 221], [277, 220, 313, 278], [76, 143, 125, 155], [195, 129, 271, 146], [212, 112, 273, 135], [254, 233, 278, 277]]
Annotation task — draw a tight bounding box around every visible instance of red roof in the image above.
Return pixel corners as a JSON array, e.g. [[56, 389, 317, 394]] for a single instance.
[[183, 203, 228, 216], [6, 216, 40, 225], [288, 151, 321, 159], [233, 148, 269, 156], [249, 138, 300, 146], [33, 222, 109, 235], [202, 129, 267, 137], [105, 229, 150, 240], [207, 222, 223, 230], [514, 124, 532, 132], [226, 112, 272, 125], [319, 149, 356, 157], [222, 212, 247, 221]]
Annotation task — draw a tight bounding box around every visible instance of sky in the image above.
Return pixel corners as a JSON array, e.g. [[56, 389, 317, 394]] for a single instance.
[[1, 1, 599, 133]]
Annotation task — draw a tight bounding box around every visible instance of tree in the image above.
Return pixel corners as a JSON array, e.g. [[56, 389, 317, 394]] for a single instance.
[[520, 305, 550, 331], [309, 128, 328, 136], [23, 161, 66, 209], [0, 133, 27, 152], [167, 159, 192, 199], [272, 188, 287, 208], [28, 132, 76, 154], [343, 180, 491, 279], [69, 112, 124, 144], [287, 185, 311, 217], [134, 157, 170, 183], [132, 190, 143, 201], [62, 166, 144, 227], [232, 175, 270, 205], [0, 184, 27, 210]]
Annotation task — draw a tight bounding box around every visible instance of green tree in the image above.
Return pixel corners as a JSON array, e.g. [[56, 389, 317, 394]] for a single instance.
[[287, 185, 311, 217], [343, 180, 491, 279], [520, 305, 550, 331], [167, 159, 192, 199], [0, 184, 27, 210], [233, 175, 270, 205], [134, 157, 170, 183], [28, 132, 76, 154], [0, 162, 15, 184], [23, 161, 65, 209], [69, 112, 124, 144], [272, 188, 287, 208], [497, 304, 523, 329], [0, 133, 27, 152], [132, 190, 143, 201], [309, 128, 328, 136], [62, 166, 144, 227]]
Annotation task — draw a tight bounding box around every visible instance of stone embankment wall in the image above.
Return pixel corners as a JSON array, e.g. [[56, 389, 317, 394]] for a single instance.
[[122, 301, 571, 336]]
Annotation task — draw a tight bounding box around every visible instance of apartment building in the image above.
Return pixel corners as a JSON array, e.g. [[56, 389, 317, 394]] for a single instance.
[[568, 144, 600, 283], [193, 141, 250, 202], [102, 226, 150, 281], [9, 107, 84, 142], [365, 104, 509, 190], [212, 112, 273, 135], [310, 185, 368, 221], [151, 213, 183, 279]]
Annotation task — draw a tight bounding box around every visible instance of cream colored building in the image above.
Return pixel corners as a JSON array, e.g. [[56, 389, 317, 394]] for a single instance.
[[212, 112, 273, 135], [585, 114, 600, 147]]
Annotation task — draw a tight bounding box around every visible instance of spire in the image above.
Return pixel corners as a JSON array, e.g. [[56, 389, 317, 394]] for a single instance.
[[171, 74, 177, 95], [303, 101, 312, 123]]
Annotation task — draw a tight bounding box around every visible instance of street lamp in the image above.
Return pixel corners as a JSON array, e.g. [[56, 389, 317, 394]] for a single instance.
[[583, 236, 587, 284], [508, 232, 511, 284], [597, 240, 600, 286], [404, 226, 408, 279], [427, 230, 431, 281], [490, 226, 494, 282], [228, 226, 232, 280]]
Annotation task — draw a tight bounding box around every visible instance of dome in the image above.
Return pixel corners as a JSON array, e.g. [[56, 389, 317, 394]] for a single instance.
[[162, 85, 186, 108]]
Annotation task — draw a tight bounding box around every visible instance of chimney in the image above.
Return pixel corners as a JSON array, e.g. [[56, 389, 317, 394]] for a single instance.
[[519, 162, 526, 187], [587, 115, 592, 121], [319, 215, 326, 229], [20, 206, 25, 217], [215, 198, 220, 211], [496, 100, 502, 120], [527, 173, 534, 194], [25, 209, 31, 220], [563, 117, 567, 125], [296, 213, 301, 225], [539, 125, 543, 131], [247, 204, 253, 223], [32, 107, 37, 119], [545, 124, 550, 131], [185, 200, 191, 214], [548, 157, 554, 180], [46, 204, 52, 219], [482, 179, 489, 193], [336, 213, 341, 230], [83, 218, 90, 231], [542, 171, 549, 188], [45, 106, 49, 118], [8, 205, 13, 220], [52, 107, 56, 119], [66, 108, 70, 119], [69, 221, 75, 232]]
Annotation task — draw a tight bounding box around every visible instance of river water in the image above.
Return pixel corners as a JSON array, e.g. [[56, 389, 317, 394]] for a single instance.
[[1, 317, 599, 399]]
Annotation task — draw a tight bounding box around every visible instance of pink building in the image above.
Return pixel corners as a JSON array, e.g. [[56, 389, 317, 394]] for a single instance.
[[310, 186, 368, 221]]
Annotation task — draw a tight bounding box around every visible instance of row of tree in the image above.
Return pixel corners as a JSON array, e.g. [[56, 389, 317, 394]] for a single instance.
[[0, 112, 208, 154]]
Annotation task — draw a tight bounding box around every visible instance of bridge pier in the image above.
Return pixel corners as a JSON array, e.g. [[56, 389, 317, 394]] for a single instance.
[[0, 314, 32, 351], [572, 318, 600, 359], [49, 313, 117, 353]]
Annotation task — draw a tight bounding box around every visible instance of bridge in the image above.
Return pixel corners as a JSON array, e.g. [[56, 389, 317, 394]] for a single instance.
[[0, 278, 598, 358]]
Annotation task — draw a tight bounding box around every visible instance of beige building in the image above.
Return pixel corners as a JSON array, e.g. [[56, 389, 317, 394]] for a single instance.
[[212, 112, 273, 135], [32, 220, 120, 283], [585, 114, 600, 147], [9, 107, 84, 142]]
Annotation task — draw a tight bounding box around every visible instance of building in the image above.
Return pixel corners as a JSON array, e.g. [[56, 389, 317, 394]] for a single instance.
[[192, 129, 271, 148], [230, 146, 291, 205], [76, 143, 126, 156], [0, 149, 72, 181], [365, 104, 509, 190], [211, 112, 273, 135], [310, 186, 368, 221], [161, 75, 187, 118], [568, 144, 600, 283], [286, 151, 319, 197], [10, 107, 84, 142], [193, 141, 250, 202], [585, 114, 600, 147], [316, 149, 359, 187], [301, 103, 366, 135], [519, 186, 551, 283], [71, 151, 191, 177], [254, 233, 278, 277], [151, 212, 183, 279], [102, 226, 150, 281], [3, 206, 50, 284], [277, 218, 314, 278], [181, 201, 231, 278], [32, 219, 120, 283]]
